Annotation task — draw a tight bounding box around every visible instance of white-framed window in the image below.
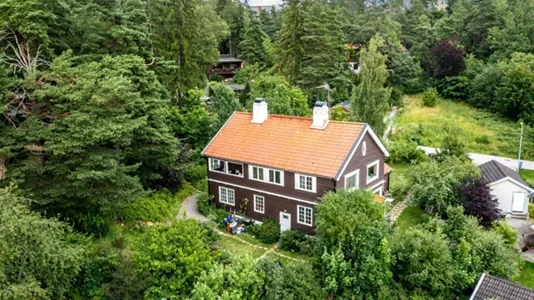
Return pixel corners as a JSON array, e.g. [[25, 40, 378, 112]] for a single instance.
[[269, 169, 282, 185], [297, 205, 313, 226], [251, 166, 265, 181], [373, 186, 383, 196], [249, 165, 284, 186], [295, 174, 316, 193], [209, 158, 225, 173], [367, 160, 380, 184], [362, 141, 367, 156], [253, 195, 265, 213], [219, 186, 235, 206], [344, 169, 360, 191], [209, 158, 243, 177]]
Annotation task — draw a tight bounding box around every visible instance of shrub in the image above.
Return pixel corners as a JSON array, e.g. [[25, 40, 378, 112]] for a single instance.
[[196, 192, 228, 227], [279, 230, 307, 252], [387, 137, 428, 164], [122, 190, 173, 223], [475, 135, 491, 145], [460, 178, 500, 226], [492, 221, 518, 247], [184, 162, 207, 185], [437, 76, 470, 100], [250, 218, 280, 244], [529, 203, 534, 219], [422, 88, 440, 107]]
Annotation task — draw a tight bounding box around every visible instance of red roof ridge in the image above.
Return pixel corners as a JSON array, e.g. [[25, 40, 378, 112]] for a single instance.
[[233, 111, 366, 126]]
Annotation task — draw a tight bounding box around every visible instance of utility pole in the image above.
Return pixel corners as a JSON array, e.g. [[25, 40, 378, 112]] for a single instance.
[[518, 122, 524, 171]]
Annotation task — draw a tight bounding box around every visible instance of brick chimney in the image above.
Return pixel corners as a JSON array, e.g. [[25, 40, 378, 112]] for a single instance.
[[311, 101, 329, 129], [252, 98, 268, 124]]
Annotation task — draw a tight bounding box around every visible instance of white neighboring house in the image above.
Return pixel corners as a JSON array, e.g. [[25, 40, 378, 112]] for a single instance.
[[479, 160, 534, 218], [241, 0, 283, 12]]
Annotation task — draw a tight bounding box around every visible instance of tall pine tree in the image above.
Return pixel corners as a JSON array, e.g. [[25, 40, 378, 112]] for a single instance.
[[297, 0, 349, 98], [276, 0, 306, 85], [239, 16, 270, 67], [350, 35, 391, 136]]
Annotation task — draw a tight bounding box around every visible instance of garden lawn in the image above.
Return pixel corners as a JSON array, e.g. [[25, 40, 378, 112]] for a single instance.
[[520, 169, 534, 187], [396, 95, 534, 161], [517, 260, 534, 289], [215, 234, 267, 259], [396, 206, 428, 231]]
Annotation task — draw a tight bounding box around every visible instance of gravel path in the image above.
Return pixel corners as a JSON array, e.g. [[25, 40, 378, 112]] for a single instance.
[[177, 194, 206, 222]]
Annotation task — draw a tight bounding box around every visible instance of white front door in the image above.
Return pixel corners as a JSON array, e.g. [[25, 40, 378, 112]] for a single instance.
[[280, 212, 291, 232], [512, 193, 526, 212]]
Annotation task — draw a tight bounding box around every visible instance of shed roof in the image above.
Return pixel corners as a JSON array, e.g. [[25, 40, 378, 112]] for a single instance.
[[203, 112, 369, 178], [479, 160, 532, 190], [470, 273, 534, 300]]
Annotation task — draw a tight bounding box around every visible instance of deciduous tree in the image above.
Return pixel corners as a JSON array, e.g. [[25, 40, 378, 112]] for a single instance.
[[460, 178, 500, 226]]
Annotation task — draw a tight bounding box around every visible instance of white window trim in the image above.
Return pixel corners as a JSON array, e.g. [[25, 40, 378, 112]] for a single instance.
[[373, 186, 383, 196], [253, 195, 265, 214], [366, 160, 380, 185], [209, 158, 244, 178], [294, 174, 317, 193], [297, 205, 313, 227], [218, 186, 235, 206], [248, 165, 284, 186], [344, 169, 360, 191]]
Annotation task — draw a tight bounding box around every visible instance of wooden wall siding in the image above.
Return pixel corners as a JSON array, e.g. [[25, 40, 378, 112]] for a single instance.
[[337, 132, 385, 190], [209, 181, 316, 234], [207, 161, 335, 203]]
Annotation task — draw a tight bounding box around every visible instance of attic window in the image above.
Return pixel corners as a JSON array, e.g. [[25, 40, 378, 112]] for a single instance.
[[362, 141, 367, 156]]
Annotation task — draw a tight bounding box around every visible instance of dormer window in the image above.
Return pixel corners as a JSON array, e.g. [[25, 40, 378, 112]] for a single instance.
[[210, 158, 225, 172], [209, 158, 243, 177]]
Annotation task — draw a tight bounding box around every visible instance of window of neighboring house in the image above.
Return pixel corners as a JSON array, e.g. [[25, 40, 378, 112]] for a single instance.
[[295, 174, 316, 192], [344, 169, 359, 191], [297, 205, 313, 226], [252, 166, 265, 181], [367, 160, 379, 184], [269, 169, 282, 185], [219, 186, 235, 206], [254, 195, 265, 213], [249, 165, 284, 186], [210, 158, 226, 173]]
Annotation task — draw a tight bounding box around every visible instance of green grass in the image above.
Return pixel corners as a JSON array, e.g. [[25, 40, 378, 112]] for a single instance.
[[520, 169, 534, 187], [517, 260, 534, 289], [396, 95, 534, 160], [396, 206, 428, 231], [274, 248, 314, 262], [237, 233, 273, 248], [215, 234, 267, 258]]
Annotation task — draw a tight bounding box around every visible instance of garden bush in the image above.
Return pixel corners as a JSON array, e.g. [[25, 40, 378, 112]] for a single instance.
[[422, 88, 440, 107], [492, 221, 518, 247], [122, 190, 173, 222], [279, 229, 307, 252], [387, 137, 428, 164], [196, 192, 228, 227], [437, 76, 470, 100], [248, 218, 280, 244], [529, 203, 534, 219]]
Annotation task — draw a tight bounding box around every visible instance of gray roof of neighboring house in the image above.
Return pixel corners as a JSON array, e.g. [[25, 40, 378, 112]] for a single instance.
[[332, 100, 350, 111], [242, 0, 283, 7], [470, 273, 534, 300], [218, 55, 243, 63], [479, 160, 532, 189]]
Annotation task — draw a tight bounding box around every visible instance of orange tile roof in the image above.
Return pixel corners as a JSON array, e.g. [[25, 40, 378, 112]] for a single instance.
[[384, 163, 392, 174], [203, 112, 366, 178]]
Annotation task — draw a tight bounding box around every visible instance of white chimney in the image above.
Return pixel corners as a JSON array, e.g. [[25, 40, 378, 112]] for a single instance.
[[311, 101, 329, 129], [251, 98, 268, 124]]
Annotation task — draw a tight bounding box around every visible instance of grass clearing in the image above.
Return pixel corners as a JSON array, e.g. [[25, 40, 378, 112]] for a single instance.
[[517, 260, 534, 289], [215, 234, 267, 258], [520, 169, 534, 187], [396, 206, 428, 231], [396, 95, 534, 160], [274, 248, 314, 262]]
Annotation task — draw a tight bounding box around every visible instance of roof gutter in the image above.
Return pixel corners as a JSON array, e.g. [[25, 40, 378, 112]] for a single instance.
[[469, 273, 486, 300]]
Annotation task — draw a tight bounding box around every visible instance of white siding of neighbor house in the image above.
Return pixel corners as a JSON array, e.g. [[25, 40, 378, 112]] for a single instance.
[[489, 179, 530, 214]]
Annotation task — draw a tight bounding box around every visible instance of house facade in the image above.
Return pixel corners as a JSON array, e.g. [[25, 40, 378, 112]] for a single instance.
[[479, 160, 534, 218], [202, 99, 391, 234]]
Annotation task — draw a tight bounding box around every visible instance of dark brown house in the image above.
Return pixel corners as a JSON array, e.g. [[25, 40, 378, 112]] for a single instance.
[[202, 99, 391, 234]]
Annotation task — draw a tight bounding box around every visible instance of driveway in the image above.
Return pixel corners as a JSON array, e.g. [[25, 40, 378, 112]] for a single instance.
[[177, 195, 206, 222], [418, 146, 534, 171]]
